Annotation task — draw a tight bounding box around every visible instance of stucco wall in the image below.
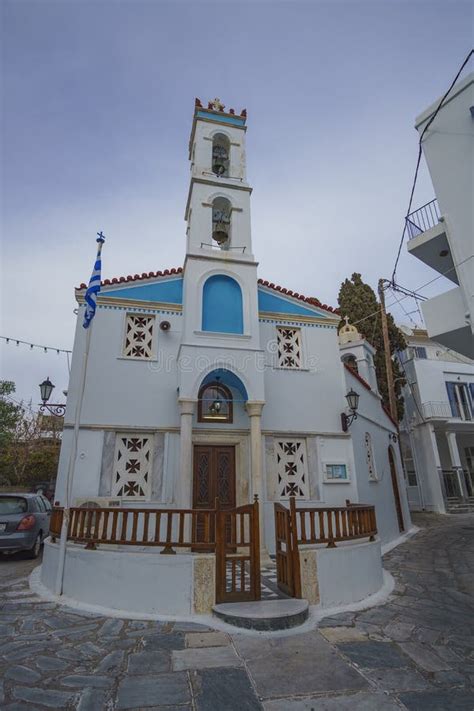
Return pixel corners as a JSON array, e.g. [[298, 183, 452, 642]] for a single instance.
[[315, 540, 383, 607], [41, 541, 216, 616], [344, 369, 412, 543]]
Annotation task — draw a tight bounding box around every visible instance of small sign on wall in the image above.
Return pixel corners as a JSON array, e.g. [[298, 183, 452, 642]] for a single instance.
[[324, 463, 349, 482]]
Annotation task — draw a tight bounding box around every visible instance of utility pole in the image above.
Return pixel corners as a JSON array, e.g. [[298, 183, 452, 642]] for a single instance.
[[378, 279, 398, 423]]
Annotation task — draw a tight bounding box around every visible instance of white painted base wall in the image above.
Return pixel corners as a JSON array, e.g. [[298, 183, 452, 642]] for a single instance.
[[41, 540, 197, 616], [315, 540, 383, 607]]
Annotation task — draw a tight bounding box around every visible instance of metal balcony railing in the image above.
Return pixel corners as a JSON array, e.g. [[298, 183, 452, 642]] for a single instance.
[[422, 401, 453, 419], [405, 199, 441, 239]]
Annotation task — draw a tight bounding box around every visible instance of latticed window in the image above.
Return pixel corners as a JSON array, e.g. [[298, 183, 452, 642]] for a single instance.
[[277, 327, 302, 368], [365, 432, 378, 481], [112, 435, 152, 499], [275, 439, 309, 499], [123, 314, 155, 359]]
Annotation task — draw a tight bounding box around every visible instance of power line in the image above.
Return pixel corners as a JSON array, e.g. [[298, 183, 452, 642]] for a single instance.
[[351, 253, 474, 329], [389, 288, 419, 328], [391, 49, 474, 283], [398, 356, 426, 425]]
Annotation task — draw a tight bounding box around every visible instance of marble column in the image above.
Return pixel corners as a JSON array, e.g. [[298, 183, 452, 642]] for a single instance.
[[446, 430, 468, 500], [246, 401, 268, 556], [178, 399, 195, 508]]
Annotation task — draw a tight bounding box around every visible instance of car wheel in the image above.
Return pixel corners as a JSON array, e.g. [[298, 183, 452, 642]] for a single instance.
[[27, 534, 42, 559]]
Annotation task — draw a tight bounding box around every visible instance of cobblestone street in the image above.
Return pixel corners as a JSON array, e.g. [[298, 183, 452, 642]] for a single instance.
[[1, 513, 473, 710]]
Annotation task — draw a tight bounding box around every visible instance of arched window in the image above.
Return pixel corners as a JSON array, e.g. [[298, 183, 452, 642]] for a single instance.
[[202, 275, 243, 334], [198, 381, 233, 423], [341, 353, 358, 373], [211, 197, 231, 248], [212, 133, 230, 177]]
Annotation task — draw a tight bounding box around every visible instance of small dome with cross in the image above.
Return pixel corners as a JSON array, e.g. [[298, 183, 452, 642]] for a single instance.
[[339, 315, 361, 344]]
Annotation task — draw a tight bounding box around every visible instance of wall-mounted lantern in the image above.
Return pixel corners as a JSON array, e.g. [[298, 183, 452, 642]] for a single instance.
[[341, 388, 360, 432]]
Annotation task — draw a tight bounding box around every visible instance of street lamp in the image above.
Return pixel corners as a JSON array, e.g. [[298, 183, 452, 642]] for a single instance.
[[39, 377, 66, 417], [341, 388, 360, 432]]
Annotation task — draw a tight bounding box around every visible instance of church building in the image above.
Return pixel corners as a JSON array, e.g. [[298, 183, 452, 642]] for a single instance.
[[55, 98, 410, 560]]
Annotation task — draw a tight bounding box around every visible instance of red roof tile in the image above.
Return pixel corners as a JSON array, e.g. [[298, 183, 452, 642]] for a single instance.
[[343, 363, 372, 391], [257, 279, 339, 315], [76, 269, 339, 316], [77, 267, 184, 290]]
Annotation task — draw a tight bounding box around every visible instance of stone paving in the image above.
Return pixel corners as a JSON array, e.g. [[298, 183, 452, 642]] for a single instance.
[[1, 512, 473, 710]]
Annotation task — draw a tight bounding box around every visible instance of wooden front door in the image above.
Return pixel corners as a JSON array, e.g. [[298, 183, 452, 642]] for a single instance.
[[388, 446, 405, 533], [193, 445, 236, 546]]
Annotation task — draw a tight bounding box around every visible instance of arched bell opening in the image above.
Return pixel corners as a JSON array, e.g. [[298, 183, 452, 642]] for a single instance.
[[212, 133, 230, 177], [341, 353, 358, 374], [211, 197, 232, 249]]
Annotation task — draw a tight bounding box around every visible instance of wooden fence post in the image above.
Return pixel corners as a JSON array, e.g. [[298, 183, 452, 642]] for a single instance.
[[289, 496, 302, 598]]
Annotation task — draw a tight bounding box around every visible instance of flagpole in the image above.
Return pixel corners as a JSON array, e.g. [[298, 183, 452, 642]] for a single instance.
[[54, 234, 105, 596]]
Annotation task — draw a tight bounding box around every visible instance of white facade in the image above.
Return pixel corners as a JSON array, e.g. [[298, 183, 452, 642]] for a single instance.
[[406, 72, 474, 358], [53, 99, 410, 555], [399, 328, 474, 513]]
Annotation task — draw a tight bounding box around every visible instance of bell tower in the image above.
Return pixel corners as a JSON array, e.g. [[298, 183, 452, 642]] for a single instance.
[[179, 98, 263, 402], [185, 98, 254, 258]]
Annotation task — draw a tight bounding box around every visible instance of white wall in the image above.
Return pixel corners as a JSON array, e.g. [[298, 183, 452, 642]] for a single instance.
[[415, 73, 474, 353], [344, 369, 412, 543], [315, 540, 383, 607], [66, 306, 183, 429], [41, 541, 196, 616], [260, 321, 346, 433]]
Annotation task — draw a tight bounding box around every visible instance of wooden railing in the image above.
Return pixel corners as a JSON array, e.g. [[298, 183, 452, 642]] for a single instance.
[[293, 500, 377, 548], [49, 506, 217, 553], [274, 497, 378, 598]]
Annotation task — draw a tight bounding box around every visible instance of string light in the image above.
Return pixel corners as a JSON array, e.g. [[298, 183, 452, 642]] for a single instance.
[[0, 335, 72, 355]]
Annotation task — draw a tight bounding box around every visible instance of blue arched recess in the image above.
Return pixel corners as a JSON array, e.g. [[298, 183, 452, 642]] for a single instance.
[[201, 368, 248, 401], [202, 275, 243, 334]]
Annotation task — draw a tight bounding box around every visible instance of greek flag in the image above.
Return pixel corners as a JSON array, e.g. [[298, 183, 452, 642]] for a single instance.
[[83, 232, 105, 329]]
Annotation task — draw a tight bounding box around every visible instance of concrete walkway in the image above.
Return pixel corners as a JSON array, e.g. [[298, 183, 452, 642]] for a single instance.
[[1, 513, 473, 710]]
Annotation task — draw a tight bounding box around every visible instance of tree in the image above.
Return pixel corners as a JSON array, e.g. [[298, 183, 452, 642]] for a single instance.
[[0, 381, 22, 453], [338, 273, 407, 421], [0, 383, 61, 487]]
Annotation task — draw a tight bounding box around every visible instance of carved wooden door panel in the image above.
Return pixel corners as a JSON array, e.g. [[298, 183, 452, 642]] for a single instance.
[[193, 445, 236, 547]]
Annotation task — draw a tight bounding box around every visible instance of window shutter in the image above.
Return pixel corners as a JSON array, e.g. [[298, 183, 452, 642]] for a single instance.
[[446, 382, 459, 417]]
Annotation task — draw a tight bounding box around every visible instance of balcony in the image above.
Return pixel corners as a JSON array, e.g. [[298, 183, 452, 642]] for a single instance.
[[421, 289, 473, 358], [405, 199, 441, 239], [422, 401, 452, 420], [406, 199, 458, 284]]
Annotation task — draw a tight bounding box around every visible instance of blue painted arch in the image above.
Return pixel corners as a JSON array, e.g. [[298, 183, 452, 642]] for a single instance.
[[202, 275, 243, 334], [200, 368, 248, 401]]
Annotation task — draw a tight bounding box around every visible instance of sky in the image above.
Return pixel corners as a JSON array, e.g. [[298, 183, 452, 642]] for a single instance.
[[1, 0, 473, 405]]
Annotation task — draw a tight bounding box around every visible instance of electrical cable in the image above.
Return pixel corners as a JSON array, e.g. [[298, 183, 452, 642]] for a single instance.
[[391, 49, 474, 283], [398, 356, 426, 425], [350, 253, 474, 329]]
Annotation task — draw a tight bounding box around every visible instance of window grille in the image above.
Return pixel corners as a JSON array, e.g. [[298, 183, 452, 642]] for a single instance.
[[123, 314, 155, 359], [277, 327, 302, 369]]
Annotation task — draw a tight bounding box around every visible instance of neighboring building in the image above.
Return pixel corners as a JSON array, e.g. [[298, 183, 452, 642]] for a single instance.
[[405, 71, 474, 359], [54, 98, 410, 554], [399, 328, 474, 514]]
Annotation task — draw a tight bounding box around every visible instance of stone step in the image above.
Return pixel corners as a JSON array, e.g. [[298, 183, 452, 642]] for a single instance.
[[212, 599, 309, 631]]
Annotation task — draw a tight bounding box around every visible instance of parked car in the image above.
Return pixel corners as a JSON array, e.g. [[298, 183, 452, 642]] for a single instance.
[[31, 481, 55, 502], [0, 493, 52, 558]]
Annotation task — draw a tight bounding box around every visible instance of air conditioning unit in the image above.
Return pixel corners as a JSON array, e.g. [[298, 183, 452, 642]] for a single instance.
[[74, 497, 121, 508]]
